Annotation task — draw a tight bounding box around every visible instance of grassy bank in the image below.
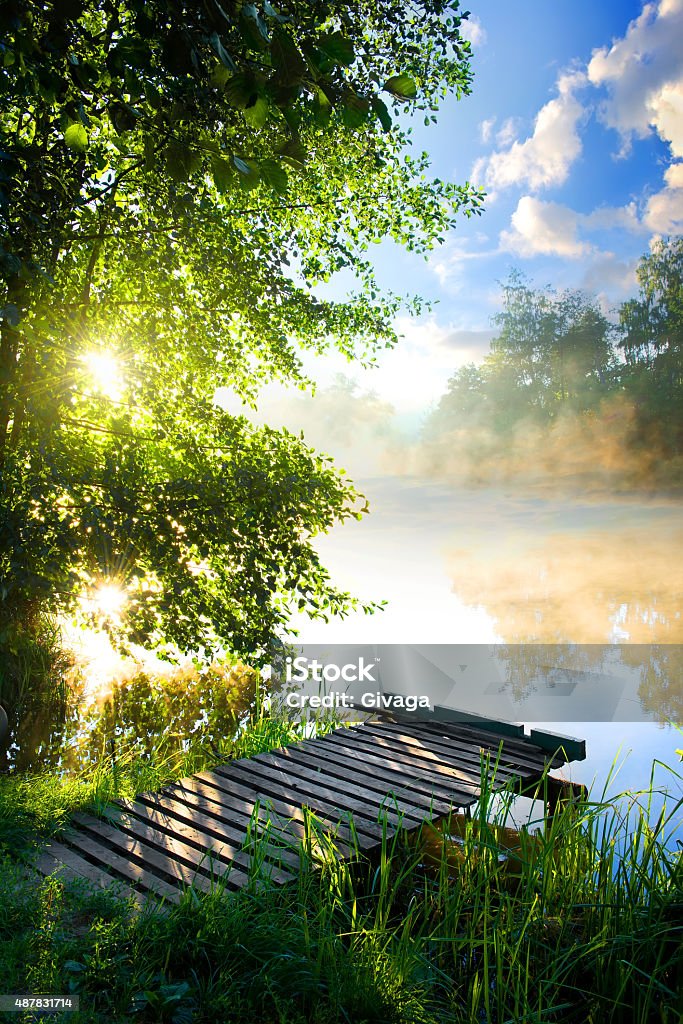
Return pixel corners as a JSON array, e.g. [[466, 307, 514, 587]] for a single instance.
[[0, 740, 681, 1024]]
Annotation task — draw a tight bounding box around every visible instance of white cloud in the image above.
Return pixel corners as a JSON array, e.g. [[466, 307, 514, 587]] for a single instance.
[[581, 202, 643, 232], [499, 193, 649, 262], [472, 70, 588, 192], [496, 117, 521, 148], [500, 196, 592, 258], [644, 161, 683, 232], [587, 0, 683, 158], [460, 15, 487, 47], [479, 117, 495, 143]]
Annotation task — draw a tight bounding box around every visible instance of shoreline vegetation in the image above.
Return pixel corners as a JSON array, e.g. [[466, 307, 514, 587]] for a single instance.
[[1, 678, 681, 1024]]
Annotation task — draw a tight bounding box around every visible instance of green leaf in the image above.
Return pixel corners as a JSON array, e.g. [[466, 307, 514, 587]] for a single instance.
[[243, 95, 269, 129], [312, 86, 332, 126], [264, 1, 290, 23], [165, 142, 201, 182], [384, 73, 417, 100], [319, 31, 354, 66], [270, 28, 306, 85], [232, 155, 260, 188], [210, 63, 231, 88], [371, 95, 392, 131], [63, 122, 88, 151], [211, 157, 233, 193], [224, 73, 257, 110], [260, 158, 288, 194], [209, 32, 237, 71], [276, 138, 307, 168], [241, 4, 270, 48], [341, 92, 369, 130]]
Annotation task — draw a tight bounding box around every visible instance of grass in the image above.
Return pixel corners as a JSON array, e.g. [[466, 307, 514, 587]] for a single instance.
[[0, 737, 681, 1024]]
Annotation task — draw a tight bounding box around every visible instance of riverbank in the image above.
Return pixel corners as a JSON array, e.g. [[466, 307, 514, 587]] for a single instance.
[[1, 714, 681, 1024]]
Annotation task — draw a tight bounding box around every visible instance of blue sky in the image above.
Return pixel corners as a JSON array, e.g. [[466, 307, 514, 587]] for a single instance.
[[219, 0, 683, 461]]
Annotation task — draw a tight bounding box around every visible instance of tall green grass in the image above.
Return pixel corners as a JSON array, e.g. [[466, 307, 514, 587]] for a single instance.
[[1, 746, 680, 1023]]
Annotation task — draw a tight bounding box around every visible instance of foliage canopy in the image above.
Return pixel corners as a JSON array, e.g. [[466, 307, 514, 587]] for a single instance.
[[0, 0, 483, 658]]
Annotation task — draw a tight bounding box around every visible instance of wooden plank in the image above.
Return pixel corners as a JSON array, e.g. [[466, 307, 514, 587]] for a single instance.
[[108, 799, 295, 885], [90, 805, 253, 889], [165, 772, 308, 842], [208, 764, 354, 853], [370, 718, 542, 762], [218, 755, 420, 845], [352, 724, 524, 788], [130, 789, 298, 869], [60, 830, 184, 904], [167, 774, 312, 863], [529, 728, 586, 762], [430, 707, 525, 738], [366, 721, 554, 775], [408, 720, 565, 769], [249, 747, 430, 827], [31, 843, 145, 908], [70, 812, 223, 894], [321, 730, 487, 795], [297, 736, 475, 810], [273, 742, 459, 818]]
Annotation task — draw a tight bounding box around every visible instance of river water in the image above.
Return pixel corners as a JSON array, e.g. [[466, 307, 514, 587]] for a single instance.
[[290, 476, 682, 817]]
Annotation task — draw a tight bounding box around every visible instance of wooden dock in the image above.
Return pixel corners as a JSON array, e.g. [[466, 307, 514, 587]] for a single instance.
[[31, 717, 585, 906]]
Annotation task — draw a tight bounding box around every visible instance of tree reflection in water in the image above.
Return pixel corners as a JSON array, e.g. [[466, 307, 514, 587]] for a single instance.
[[1, 661, 258, 775], [448, 521, 682, 721]]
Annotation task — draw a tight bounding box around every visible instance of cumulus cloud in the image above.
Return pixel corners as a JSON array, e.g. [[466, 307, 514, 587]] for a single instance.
[[460, 15, 487, 47], [587, 0, 683, 157], [644, 161, 683, 233], [499, 192, 650, 264], [500, 196, 592, 258], [581, 202, 643, 232], [472, 70, 588, 192]]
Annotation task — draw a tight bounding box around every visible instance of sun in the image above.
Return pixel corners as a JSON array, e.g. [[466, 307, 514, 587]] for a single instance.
[[85, 583, 128, 620], [82, 351, 123, 401]]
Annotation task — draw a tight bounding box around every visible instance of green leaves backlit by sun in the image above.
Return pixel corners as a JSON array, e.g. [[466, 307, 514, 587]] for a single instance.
[[0, 1, 483, 661]]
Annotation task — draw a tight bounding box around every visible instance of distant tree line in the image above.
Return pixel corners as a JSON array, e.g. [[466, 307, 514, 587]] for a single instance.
[[426, 238, 683, 487]]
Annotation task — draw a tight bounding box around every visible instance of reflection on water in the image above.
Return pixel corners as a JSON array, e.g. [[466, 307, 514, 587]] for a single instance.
[[449, 520, 682, 645], [0, 662, 257, 775]]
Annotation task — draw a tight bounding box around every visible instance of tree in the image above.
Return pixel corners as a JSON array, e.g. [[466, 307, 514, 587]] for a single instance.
[[618, 237, 683, 455], [488, 272, 612, 423], [0, 1, 483, 661]]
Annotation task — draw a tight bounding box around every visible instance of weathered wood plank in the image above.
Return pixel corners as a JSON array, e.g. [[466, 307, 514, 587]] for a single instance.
[[108, 799, 295, 884], [70, 812, 221, 894], [31, 842, 145, 908], [321, 729, 487, 795], [352, 724, 521, 788], [288, 737, 470, 813], [60, 829, 184, 903], [364, 721, 553, 776], [249, 747, 430, 826]]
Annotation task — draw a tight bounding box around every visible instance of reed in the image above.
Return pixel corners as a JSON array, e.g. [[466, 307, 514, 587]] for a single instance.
[[0, 723, 680, 1023]]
